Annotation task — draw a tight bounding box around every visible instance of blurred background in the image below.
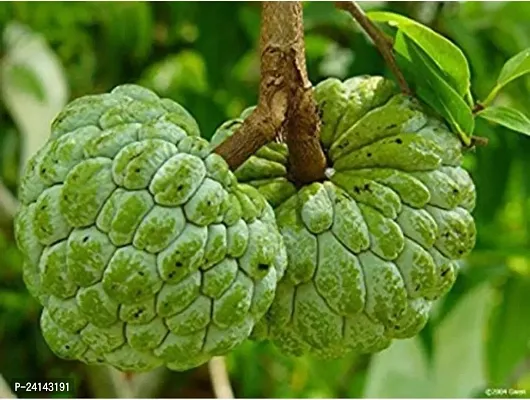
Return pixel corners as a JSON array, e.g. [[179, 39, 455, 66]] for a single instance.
[[0, 1, 530, 398]]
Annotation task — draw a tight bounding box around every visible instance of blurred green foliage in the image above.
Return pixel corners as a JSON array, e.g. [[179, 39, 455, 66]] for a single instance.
[[1, 2, 530, 398]]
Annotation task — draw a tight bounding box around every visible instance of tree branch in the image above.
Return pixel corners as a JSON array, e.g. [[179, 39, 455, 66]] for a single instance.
[[215, 2, 327, 184], [214, 2, 290, 171], [282, 2, 327, 184], [335, 1, 411, 95], [208, 357, 234, 399]]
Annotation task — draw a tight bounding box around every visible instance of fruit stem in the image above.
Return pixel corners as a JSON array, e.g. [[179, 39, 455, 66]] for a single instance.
[[0, 373, 16, 398], [335, 1, 412, 95], [208, 357, 234, 399], [215, 2, 327, 185]]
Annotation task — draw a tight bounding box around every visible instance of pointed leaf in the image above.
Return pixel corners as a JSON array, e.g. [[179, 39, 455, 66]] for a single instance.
[[477, 106, 530, 136], [497, 47, 530, 88], [432, 284, 493, 397], [367, 11, 470, 96], [394, 31, 474, 142], [482, 48, 530, 106], [364, 338, 433, 398]]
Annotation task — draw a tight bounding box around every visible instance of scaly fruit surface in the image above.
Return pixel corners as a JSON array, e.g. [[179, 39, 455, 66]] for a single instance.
[[14, 84, 287, 372], [210, 75, 477, 358]]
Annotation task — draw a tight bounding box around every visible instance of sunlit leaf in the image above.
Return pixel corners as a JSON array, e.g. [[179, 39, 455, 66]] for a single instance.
[[139, 50, 208, 97], [364, 338, 433, 398], [367, 11, 471, 96], [477, 106, 530, 136], [433, 284, 493, 397]]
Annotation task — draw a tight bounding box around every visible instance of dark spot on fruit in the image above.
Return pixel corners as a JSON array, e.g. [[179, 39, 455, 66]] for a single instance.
[[133, 309, 144, 318], [388, 124, 398, 129], [258, 264, 269, 271], [41, 205, 47, 210], [394, 325, 400, 330], [363, 184, 370, 191], [353, 186, 361, 194], [415, 284, 421, 291], [175, 261, 182, 268], [41, 168, 46, 174], [82, 236, 89, 243], [207, 201, 211, 206], [135, 168, 140, 173], [136, 290, 142, 296], [138, 271, 144, 276], [367, 152, 372, 158], [177, 184, 183, 191], [458, 249, 464, 255], [453, 189, 459, 194], [97, 358, 104, 363], [64, 195, 68, 201], [168, 272, 175, 279], [395, 138, 403, 144], [76, 329, 82, 334], [64, 345, 70, 350], [441, 269, 449, 277]]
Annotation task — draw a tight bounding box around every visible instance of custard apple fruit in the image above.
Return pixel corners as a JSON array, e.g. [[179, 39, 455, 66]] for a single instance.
[[210, 75, 477, 358], [14, 84, 287, 372]]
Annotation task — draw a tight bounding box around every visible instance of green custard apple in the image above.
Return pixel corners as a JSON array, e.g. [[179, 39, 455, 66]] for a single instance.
[[210, 75, 477, 358], [14, 84, 287, 372]]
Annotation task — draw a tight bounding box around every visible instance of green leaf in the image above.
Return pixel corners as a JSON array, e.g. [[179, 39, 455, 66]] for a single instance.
[[364, 338, 433, 398], [483, 48, 530, 106], [394, 31, 474, 143], [367, 11, 471, 96], [487, 276, 530, 386], [432, 284, 493, 397], [498, 48, 530, 88], [476, 106, 530, 136]]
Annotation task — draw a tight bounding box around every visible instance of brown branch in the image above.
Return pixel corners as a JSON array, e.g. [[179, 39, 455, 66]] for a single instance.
[[335, 1, 412, 95], [283, 2, 327, 184], [214, 2, 291, 171], [215, 2, 327, 184]]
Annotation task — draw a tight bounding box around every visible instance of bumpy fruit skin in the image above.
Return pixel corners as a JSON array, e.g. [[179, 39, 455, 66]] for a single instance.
[[14, 84, 287, 372], [211, 76, 477, 358]]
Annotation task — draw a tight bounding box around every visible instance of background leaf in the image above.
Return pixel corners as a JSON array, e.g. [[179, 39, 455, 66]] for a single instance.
[[477, 106, 530, 136], [487, 275, 530, 386], [0, 22, 68, 167], [432, 284, 493, 397], [0, 2, 529, 398], [363, 338, 433, 398], [367, 10, 470, 96]]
